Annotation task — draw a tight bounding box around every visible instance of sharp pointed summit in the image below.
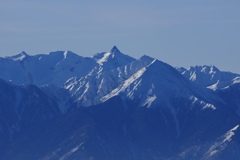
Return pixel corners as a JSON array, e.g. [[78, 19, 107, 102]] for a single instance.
[[110, 46, 120, 54], [92, 46, 135, 69], [19, 51, 28, 55]]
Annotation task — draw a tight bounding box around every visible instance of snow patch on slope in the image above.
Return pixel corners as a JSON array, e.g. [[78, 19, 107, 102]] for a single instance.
[[97, 52, 112, 65], [190, 96, 216, 110], [204, 125, 239, 158], [59, 142, 84, 160], [142, 85, 157, 108], [101, 67, 147, 103], [7, 51, 29, 61]]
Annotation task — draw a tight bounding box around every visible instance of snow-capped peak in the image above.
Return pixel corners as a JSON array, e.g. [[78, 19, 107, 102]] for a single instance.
[[93, 46, 135, 70], [94, 46, 127, 65], [7, 51, 29, 61], [183, 65, 219, 75], [177, 65, 240, 89], [200, 65, 219, 74]]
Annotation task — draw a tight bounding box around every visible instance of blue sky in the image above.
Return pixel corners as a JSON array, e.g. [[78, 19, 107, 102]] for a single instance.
[[1, 0, 240, 73]]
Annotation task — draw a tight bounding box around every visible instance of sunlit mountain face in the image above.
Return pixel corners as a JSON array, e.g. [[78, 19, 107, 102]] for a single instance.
[[0, 46, 240, 160]]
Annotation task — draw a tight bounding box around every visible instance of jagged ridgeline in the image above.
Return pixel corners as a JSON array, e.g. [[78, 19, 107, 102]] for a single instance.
[[0, 46, 240, 160]]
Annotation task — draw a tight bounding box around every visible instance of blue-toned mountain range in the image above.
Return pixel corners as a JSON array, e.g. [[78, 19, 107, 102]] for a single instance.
[[0, 46, 240, 160]]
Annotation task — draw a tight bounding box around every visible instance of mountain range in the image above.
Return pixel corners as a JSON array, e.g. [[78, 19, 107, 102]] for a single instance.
[[0, 46, 240, 160]]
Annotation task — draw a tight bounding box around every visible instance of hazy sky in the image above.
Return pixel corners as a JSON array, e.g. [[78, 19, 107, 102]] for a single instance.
[[1, 0, 240, 73]]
